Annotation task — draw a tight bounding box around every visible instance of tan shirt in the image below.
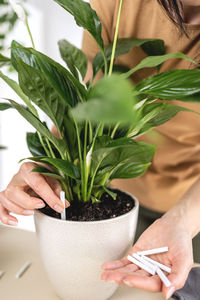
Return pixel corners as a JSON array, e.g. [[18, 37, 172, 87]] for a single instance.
[[82, 0, 200, 212]]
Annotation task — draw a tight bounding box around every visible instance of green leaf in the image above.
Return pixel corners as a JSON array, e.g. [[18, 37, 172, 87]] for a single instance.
[[16, 58, 66, 132], [53, 0, 104, 49], [135, 69, 200, 100], [0, 102, 12, 110], [92, 138, 156, 181], [7, 99, 67, 155], [32, 166, 63, 180], [11, 41, 86, 108], [123, 52, 198, 78], [71, 74, 138, 125], [0, 53, 10, 67], [26, 132, 47, 157], [0, 145, 6, 150], [110, 162, 151, 179], [58, 39, 88, 80], [93, 38, 165, 77], [0, 70, 37, 114], [136, 102, 197, 136], [103, 187, 117, 200], [40, 157, 80, 179]]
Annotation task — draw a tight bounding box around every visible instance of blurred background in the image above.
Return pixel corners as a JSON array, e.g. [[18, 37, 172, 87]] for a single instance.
[[0, 0, 88, 231]]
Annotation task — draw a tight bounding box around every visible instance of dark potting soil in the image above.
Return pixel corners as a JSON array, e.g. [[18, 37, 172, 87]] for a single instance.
[[39, 189, 135, 222]]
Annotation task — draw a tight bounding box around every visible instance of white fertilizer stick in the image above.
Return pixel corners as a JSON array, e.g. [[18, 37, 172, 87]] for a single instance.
[[132, 253, 157, 274], [137, 247, 168, 256], [0, 270, 4, 279], [141, 255, 171, 273], [156, 267, 171, 287], [127, 255, 155, 276], [60, 191, 66, 220], [15, 261, 31, 279]]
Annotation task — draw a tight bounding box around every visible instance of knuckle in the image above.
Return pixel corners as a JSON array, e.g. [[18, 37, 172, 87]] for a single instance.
[[0, 211, 8, 224], [20, 162, 36, 174], [4, 186, 15, 199]]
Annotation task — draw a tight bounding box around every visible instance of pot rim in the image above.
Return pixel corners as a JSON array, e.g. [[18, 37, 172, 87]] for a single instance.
[[34, 189, 139, 225]]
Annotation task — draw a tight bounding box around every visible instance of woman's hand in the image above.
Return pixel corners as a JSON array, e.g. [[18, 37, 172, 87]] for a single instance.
[[101, 214, 193, 299], [0, 162, 70, 226]]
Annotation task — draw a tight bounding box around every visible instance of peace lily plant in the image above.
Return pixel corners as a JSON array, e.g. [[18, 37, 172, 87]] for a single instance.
[[0, 0, 199, 208], [1, 0, 200, 299]]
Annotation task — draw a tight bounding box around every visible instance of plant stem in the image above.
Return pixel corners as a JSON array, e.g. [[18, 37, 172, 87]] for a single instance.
[[37, 132, 50, 156], [25, 16, 35, 49], [74, 120, 84, 199], [108, 0, 124, 76], [111, 122, 120, 139], [45, 138, 56, 158], [83, 122, 88, 202]]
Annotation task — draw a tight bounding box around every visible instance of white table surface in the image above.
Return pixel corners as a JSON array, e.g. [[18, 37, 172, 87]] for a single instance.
[[0, 225, 168, 300]]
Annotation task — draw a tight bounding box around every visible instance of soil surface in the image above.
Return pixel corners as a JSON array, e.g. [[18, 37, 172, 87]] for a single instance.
[[39, 189, 135, 222]]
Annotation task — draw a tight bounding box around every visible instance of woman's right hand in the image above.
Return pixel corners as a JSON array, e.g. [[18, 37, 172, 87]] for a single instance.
[[0, 162, 70, 226]]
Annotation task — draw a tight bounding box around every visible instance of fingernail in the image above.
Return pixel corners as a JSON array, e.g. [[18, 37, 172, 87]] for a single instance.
[[123, 280, 132, 287], [8, 220, 18, 226], [54, 204, 64, 213], [35, 202, 45, 209], [106, 280, 117, 284], [166, 286, 175, 299], [23, 210, 34, 216], [66, 201, 70, 207]]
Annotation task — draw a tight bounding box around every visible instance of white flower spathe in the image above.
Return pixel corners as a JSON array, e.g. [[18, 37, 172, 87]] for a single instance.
[[9, 0, 26, 22], [86, 146, 93, 168]]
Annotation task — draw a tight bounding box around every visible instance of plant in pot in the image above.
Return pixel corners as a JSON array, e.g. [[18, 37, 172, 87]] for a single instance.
[[1, 0, 200, 299]]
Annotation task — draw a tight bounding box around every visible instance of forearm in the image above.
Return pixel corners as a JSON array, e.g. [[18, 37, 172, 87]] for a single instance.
[[161, 178, 200, 238]]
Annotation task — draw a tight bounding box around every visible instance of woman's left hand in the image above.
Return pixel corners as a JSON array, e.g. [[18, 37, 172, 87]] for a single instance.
[[101, 214, 193, 299]]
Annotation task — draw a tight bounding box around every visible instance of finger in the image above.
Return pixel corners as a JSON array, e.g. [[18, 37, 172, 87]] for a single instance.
[[20, 163, 70, 212], [102, 245, 142, 270], [162, 258, 193, 299], [0, 192, 34, 216], [45, 176, 62, 197], [4, 187, 45, 210], [102, 263, 139, 281], [45, 177, 69, 206], [122, 273, 162, 292], [0, 204, 18, 226], [102, 257, 130, 270]]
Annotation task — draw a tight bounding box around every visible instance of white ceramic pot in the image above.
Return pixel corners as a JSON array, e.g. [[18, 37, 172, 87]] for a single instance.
[[34, 190, 139, 300]]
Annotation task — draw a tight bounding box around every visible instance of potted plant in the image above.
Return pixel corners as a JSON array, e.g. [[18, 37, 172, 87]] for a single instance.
[[1, 0, 200, 299]]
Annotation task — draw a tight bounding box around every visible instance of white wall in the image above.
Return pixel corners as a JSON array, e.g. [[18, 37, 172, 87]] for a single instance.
[[0, 0, 87, 231]]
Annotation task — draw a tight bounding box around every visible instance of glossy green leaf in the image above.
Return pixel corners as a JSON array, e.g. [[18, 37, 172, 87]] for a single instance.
[[53, 0, 104, 49], [71, 74, 138, 125], [92, 138, 156, 180], [123, 52, 198, 78], [11, 41, 86, 107], [0, 70, 37, 114], [135, 69, 200, 100], [40, 157, 80, 179], [8, 99, 67, 154], [16, 58, 66, 131], [32, 166, 63, 180], [137, 102, 197, 136], [58, 39, 88, 80], [26, 132, 47, 157], [110, 162, 151, 179], [93, 38, 165, 77]]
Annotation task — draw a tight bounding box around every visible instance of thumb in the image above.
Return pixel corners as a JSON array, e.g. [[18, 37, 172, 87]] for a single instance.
[[162, 258, 192, 299]]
